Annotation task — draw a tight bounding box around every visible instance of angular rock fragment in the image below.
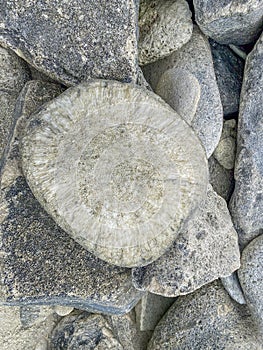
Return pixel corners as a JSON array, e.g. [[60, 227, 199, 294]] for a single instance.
[[138, 0, 193, 65], [148, 280, 262, 349], [210, 40, 244, 116], [0, 0, 138, 86], [221, 272, 246, 305], [238, 235, 263, 332], [0, 80, 142, 315], [194, 0, 263, 45], [143, 26, 223, 157], [21, 80, 208, 268], [229, 32, 263, 248], [132, 186, 240, 297]]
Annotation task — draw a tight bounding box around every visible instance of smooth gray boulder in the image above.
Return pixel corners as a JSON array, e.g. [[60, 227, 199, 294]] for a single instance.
[[0, 80, 142, 315], [143, 26, 223, 157], [194, 0, 263, 45], [132, 185, 240, 297], [138, 0, 193, 65], [221, 272, 246, 305], [229, 32, 263, 249], [238, 235, 263, 332], [0, 0, 138, 86], [148, 280, 262, 350]]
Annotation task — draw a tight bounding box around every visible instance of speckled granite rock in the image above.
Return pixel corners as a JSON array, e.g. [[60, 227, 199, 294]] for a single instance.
[[143, 26, 223, 157], [0, 0, 138, 86], [132, 185, 240, 297], [194, 0, 263, 45], [210, 40, 244, 116], [0, 46, 30, 162], [0, 80, 142, 315], [229, 32, 263, 249], [221, 272, 246, 305], [238, 235, 263, 332], [148, 280, 262, 349], [138, 0, 193, 65]]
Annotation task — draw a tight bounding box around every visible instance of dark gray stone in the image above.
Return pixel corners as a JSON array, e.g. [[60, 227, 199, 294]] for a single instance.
[[194, 0, 263, 45], [0, 80, 142, 315], [0, 0, 138, 86], [210, 40, 244, 116], [132, 186, 240, 297], [229, 32, 263, 249], [148, 280, 262, 349]]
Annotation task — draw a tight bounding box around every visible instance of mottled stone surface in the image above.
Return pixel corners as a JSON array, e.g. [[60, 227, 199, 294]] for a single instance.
[[132, 185, 240, 296], [148, 281, 262, 349], [238, 235, 263, 332], [0, 0, 138, 86], [210, 40, 244, 116], [229, 32, 263, 248], [0, 46, 30, 162], [143, 26, 223, 157], [194, 0, 263, 45], [221, 272, 246, 305], [138, 0, 193, 65], [155, 68, 201, 124], [21, 80, 208, 268], [0, 80, 142, 315]]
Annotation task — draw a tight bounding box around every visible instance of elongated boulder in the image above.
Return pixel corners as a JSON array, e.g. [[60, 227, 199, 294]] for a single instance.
[[0, 80, 142, 315], [229, 32, 263, 248], [132, 185, 240, 297], [21, 80, 208, 268], [0, 0, 138, 86]]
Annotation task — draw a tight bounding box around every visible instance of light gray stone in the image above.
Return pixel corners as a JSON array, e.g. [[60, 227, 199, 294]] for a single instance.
[[143, 26, 223, 157], [238, 235, 263, 332], [229, 32, 263, 249], [210, 40, 244, 116], [0, 0, 138, 86], [0, 80, 142, 315], [132, 185, 240, 296], [155, 68, 201, 124], [148, 280, 262, 350], [194, 0, 263, 45], [138, 0, 193, 65], [21, 80, 208, 268], [221, 272, 246, 305]]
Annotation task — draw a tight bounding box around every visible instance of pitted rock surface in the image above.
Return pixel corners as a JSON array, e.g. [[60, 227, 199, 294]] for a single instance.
[[21, 80, 208, 268]]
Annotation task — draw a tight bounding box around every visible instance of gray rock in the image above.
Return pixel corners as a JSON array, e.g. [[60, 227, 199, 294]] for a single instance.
[[21, 80, 208, 268], [155, 68, 201, 124], [138, 0, 193, 65], [229, 32, 263, 249], [20, 305, 55, 329], [0, 80, 142, 315], [132, 185, 240, 297], [221, 272, 246, 305], [0, 46, 30, 162], [143, 26, 223, 157], [209, 156, 234, 202], [148, 280, 262, 350], [210, 40, 244, 116], [194, 0, 263, 45], [137, 67, 152, 91], [238, 235, 263, 332], [0, 0, 138, 86]]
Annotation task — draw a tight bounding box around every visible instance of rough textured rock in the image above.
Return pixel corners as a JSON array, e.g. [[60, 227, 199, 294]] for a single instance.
[[210, 40, 244, 116], [0, 46, 30, 162], [21, 80, 208, 268], [155, 68, 201, 124], [143, 26, 223, 157], [0, 0, 138, 86], [229, 32, 263, 248], [213, 119, 237, 170], [132, 185, 240, 297], [221, 272, 246, 305], [138, 0, 193, 65], [135, 293, 176, 331], [0, 80, 142, 315], [19, 305, 55, 329], [148, 280, 262, 349], [194, 0, 263, 45], [238, 235, 263, 332]]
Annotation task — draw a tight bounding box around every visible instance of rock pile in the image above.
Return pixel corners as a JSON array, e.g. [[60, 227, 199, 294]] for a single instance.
[[0, 0, 262, 349]]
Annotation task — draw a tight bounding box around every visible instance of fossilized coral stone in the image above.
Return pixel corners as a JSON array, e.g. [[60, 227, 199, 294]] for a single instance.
[[21, 80, 208, 267]]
